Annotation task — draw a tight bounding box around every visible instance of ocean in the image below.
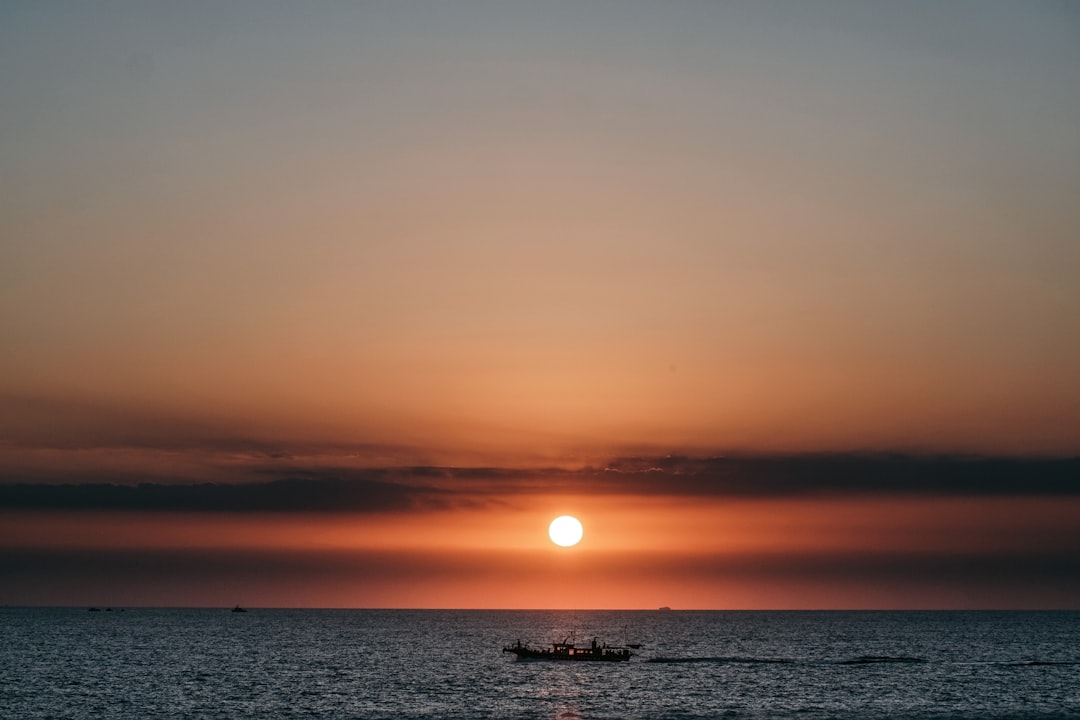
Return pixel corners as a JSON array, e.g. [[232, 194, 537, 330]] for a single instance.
[[1, 609, 1077, 719]]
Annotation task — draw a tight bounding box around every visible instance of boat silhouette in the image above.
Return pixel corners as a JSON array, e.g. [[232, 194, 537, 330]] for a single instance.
[[503, 635, 632, 662]]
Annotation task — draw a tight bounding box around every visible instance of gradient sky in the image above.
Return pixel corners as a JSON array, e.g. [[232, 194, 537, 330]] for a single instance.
[[2, 1, 1079, 609]]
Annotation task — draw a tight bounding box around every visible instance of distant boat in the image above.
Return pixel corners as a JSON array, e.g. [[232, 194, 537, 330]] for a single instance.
[[658, 606, 672, 611], [231, 604, 248, 613], [503, 636, 633, 662]]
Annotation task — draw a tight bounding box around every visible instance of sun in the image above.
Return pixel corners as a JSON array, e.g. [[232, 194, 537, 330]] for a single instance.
[[548, 515, 583, 547]]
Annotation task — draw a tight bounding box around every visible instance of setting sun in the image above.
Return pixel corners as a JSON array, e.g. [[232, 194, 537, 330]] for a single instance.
[[548, 515, 583, 547]]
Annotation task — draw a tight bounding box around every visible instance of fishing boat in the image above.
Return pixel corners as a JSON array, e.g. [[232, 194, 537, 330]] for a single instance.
[[503, 635, 633, 662]]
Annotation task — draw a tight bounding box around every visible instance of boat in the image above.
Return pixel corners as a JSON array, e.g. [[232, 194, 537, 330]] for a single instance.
[[231, 604, 248, 613], [503, 635, 633, 662]]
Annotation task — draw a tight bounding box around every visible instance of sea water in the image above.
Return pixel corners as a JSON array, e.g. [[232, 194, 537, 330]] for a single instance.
[[1, 609, 1078, 719]]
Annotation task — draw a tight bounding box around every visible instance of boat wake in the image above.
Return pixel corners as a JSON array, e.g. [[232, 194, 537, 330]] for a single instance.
[[838, 655, 925, 665], [645, 655, 1080, 668], [1007, 660, 1080, 666], [647, 656, 794, 664], [646, 655, 932, 665]]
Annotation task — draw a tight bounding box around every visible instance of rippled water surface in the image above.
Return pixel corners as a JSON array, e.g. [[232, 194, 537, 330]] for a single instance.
[[2, 609, 1078, 719]]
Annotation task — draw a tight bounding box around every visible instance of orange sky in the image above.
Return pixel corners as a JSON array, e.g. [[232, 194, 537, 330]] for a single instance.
[[2, 2, 1079, 608], [3, 465, 1079, 608]]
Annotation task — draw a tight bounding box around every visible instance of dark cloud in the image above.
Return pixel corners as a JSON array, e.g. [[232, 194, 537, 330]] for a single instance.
[[0, 473, 447, 513], [1, 454, 1077, 513], [588, 454, 1080, 498]]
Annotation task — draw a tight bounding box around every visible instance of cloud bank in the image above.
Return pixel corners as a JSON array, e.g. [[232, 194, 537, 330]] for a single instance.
[[2, 454, 1078, 513]]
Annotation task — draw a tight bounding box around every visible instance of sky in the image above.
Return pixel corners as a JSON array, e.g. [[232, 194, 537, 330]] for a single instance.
[[2, 1, 1079, 609]]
